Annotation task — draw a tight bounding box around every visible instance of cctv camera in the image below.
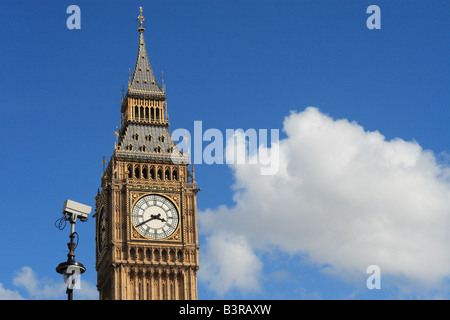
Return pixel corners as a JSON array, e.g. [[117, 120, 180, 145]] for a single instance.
[[63, 200, 92, 222]]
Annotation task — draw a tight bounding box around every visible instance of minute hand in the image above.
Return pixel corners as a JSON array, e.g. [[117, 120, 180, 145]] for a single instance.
[[136, 215, 157, 227], [136, 214, 166, 227]]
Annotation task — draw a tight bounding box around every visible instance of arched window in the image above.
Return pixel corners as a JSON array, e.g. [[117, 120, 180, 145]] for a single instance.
[[165, 169, 170, 180], [150, 167, 155, 180], [151, 107, 155, 121], [134, 106, 139, 120], [156, 108, 160, 121], [142, 166, 148, 179], [130, 248, 136, 259], [177, 250, 183, 262], [162, 283, 166, 300], [157, 169, 163, 180], [134, 166, 140, 179], [161, 249, 167, 261], [127, 164, 133, 179], [140, 106, 144, 120], [173, 169, 178, 181]]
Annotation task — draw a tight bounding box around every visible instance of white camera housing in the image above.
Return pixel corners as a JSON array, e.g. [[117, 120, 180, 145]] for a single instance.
[[63, 200, 92, 222]]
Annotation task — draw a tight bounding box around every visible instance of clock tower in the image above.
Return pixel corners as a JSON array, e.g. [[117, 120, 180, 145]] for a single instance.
[[95, 8, 200, 300]]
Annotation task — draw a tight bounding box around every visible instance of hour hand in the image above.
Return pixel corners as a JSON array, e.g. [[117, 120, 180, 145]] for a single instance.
[[153, 213, 166, 222]]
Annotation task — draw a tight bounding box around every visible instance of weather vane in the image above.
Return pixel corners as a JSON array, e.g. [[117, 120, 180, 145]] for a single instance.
[[137, 7, 147, 28]]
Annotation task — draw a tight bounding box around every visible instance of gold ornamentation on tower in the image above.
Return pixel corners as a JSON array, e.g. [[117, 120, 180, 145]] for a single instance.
[[95, 7, 200, 300]]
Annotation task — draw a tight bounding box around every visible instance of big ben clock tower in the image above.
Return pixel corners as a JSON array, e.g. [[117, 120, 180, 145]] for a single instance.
[[95, 8, 200, 300]]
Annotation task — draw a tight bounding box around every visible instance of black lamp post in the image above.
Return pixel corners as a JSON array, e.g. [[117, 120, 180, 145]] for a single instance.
[[55, 200, 91, 300]]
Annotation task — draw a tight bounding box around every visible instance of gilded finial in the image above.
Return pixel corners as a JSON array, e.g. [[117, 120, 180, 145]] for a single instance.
[[102, 156, 107, 174], [137, 6, 146, 31], [114, 127, 119, 150]]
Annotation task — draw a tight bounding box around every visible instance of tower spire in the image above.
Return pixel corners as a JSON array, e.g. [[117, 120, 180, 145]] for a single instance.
[[127, 6, 165, 98]]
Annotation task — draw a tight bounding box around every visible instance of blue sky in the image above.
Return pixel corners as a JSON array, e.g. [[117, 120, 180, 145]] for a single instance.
[[0, 0, 449, 300]]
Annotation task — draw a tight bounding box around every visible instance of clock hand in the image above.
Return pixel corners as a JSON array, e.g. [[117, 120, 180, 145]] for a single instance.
[[154, 213, 166, 222], [135, 218, 151, 228], [135, 214, 166, 227], [135, 215, 157, 227]]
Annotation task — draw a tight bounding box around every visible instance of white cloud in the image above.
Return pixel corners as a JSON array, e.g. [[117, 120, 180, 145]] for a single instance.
[[0, 283, 24, 300], [199, 107, 450, 297], [199, 233, 262, 296], [0, 266, 98, 300], [12, 266, 64, 299]]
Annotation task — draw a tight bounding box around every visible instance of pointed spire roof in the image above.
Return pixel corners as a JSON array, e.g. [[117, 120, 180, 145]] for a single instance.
[[128, 7, 165, 98]]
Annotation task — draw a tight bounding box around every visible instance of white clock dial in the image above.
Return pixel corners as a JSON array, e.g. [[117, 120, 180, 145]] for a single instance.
[[131, 194, 179, 240]]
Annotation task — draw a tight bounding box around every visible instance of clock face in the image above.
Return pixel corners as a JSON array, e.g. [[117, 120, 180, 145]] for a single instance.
[[98, 207, 106, 253], [131, 194, 179, 240]]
